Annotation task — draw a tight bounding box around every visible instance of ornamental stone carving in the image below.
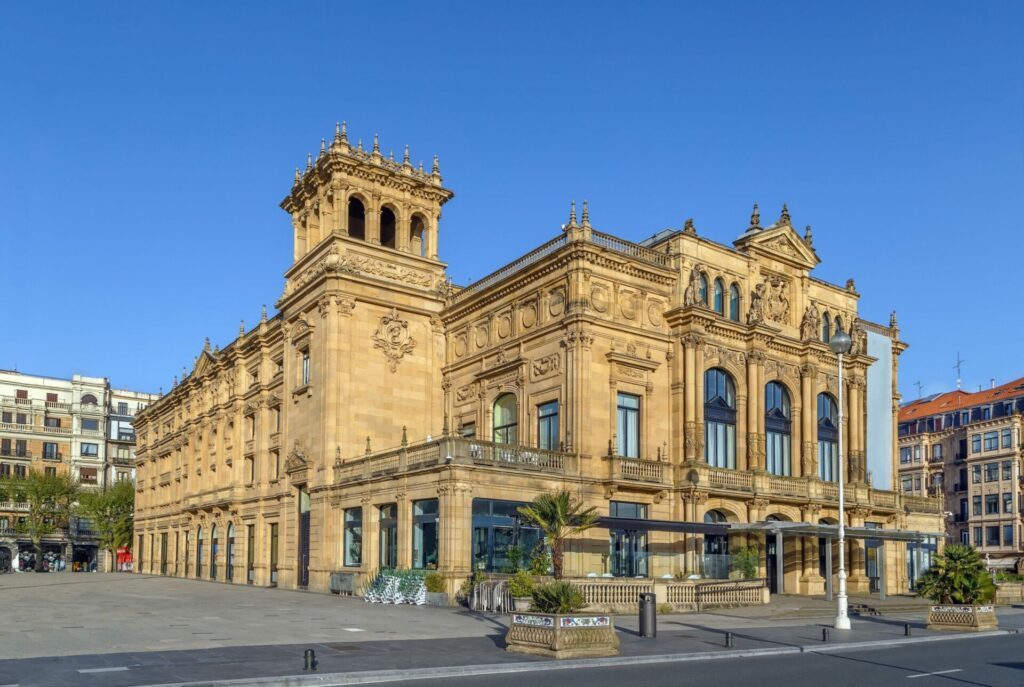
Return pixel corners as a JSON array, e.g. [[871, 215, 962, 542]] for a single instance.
[[372, 307, 417, 373], [800, 302, 821, 340], [683, 264, 705, 306], [284, 439, 308, 473], [591, 284, 610, 313], [749, 276, 790, 325], [531, 353, 561, 380], [549, 287, 566, 317]]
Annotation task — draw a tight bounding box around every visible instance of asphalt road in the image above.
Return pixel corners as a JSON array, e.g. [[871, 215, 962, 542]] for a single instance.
[[369, 635, 1024, 687]]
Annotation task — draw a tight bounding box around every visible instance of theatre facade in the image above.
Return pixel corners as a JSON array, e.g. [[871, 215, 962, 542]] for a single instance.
[[133, 124, 944, 598]]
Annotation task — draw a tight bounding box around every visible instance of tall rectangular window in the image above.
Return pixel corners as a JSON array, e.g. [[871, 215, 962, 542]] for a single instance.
[[246, 525, 255, 583], [972, 434, 981, 453], [899, 447, 912, 464], [913, 445, 921, 462], [412, 499, 439, 569], [985, 462, 999, 482], [43, 442, 58, 460], [537, 401, 559, 451], [13, 465, 25, 478], [343, 508, 362, 566], [1002, 428, 1013, 449], [984, 431, 998, 451], [616, 393, 640, 459], [379, 504, 398, 569], [932, 444, 942, 461], [985, 526, 1000, 547], [973, 527, 982, 547], [973, 495, 982, 516], [301, 350, 311, 386], [972, 464, 982, 484], [1003, 492, 1013, 514], [1004, 525, 1015, 547], [1002, 461, 1013, 480], [269, 523, 279, 587], [986, 494, 999, 514]]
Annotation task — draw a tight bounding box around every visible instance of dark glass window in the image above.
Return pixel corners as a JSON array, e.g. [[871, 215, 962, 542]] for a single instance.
[[471, 498, 542, 573], [412, 499, 439, 569], [713, 278, 725, 314], [616, 393, 640, 458], [728, 283, 740, 321], [379, 504, 398, 569], [493, 394, 518, 445], [817, 393, 839, 481], [765, 382, 791, 476], [344, 508, 362, 566], [537, 401, 559, 451], [704, 368, 736, 469]]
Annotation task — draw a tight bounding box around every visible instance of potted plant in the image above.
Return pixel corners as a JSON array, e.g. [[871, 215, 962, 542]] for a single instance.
[[508, 570, 534, 611], [505, 581, 619, 659], [423, 572, 449, 607], [916, 544, 998, 631]]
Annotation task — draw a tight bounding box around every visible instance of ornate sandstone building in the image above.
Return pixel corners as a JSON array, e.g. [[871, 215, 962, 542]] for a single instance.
[[133, 124, 943, 598]]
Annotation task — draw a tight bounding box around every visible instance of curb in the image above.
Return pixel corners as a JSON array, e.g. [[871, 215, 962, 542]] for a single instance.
[[137, 630, 1014, 687]]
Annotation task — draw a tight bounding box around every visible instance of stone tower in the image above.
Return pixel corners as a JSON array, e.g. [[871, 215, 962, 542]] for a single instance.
[[276, 123, 454, 480]]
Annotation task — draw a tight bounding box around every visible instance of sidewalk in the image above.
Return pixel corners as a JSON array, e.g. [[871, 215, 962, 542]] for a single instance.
[[4, 607, 1023, 687]]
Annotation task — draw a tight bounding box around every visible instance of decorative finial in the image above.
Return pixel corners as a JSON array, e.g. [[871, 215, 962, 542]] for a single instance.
[[388, 149, 394, 162], [403, 144, 410, 164], [683, 218, 697, 235], [340, 120, 348, 144], [779, 203, 791, 226], [319, 138, 326, 157], [845, 278, 856, 292], [357, 138, 363, 153], [365, 436, 372, 455], [334, 121, 341, 143], [239, 320, 245, 337], [173, 375, 177, 388], [261, 304, 268, 323], [372, 133, 380, 154], [183, 366, 187, 380], [293, 167, 300, 184], [213, 344, 219, 355], [890, 310, 898, 328], [203, 337, 211, 352], [305, 152, 312, 170], [401, 425, 408, 447], [803, 224, 813, 247], [581, 200, 590, 227], [418, 160, 424, 174], [432, 154, 440, 174], [749, 202, 761, 229], [569, 200, 578, 227]]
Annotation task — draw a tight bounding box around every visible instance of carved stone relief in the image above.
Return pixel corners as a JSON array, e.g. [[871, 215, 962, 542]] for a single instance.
[[591, 284, 610, 314], [619, 291, 637, 320], [647, 300, 663, 326], [520, 300, 537, 329], [531, 353, 561, 380], [496, 313, 512, 339], [371, 307, 417, 372], [548, 288, 565, 317], [453, 331, 468, 358]]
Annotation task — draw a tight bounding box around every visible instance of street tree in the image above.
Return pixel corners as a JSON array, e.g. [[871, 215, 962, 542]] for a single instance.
[[0, 469, 80, 571], [77, 479, 135, 572]]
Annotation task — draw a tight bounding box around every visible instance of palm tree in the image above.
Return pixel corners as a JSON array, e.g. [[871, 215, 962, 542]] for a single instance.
[[916, 544, 996, 605], [517, 491, 599, 579]]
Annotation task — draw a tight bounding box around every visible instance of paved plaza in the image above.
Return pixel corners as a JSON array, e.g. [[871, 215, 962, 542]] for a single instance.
[[1, 573, 1023, 687]]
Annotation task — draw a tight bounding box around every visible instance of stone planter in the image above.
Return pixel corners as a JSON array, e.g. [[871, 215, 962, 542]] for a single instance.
[[927, 604, 999, 632], [512, 597, 532, 612], [424, 591, 449, 607], [505, 613, 619, 659]]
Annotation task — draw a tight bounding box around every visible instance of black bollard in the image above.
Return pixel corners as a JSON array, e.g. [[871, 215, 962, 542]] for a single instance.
[[725, 632, 734, 647], [303, 648, 317, 671], [822, 627, 830, 642], [904, 623, 911, 637]]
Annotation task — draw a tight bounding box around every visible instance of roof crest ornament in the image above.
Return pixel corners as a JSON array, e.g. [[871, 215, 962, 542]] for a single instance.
[[803, 224, 813, 247], [683, 218, 697, 236], [569, 200, 578, 228], [581, 200, 590, 227], [779, 203, 791, 226], [749, 202, 761, 230]]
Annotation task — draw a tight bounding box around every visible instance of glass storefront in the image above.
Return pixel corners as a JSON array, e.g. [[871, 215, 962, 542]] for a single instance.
[[609, 501, 648, 577], [344, 507, 362, 566], [413, 499, 439, 569], [379, 504, 398, 569], [472, 498, 541, 572]]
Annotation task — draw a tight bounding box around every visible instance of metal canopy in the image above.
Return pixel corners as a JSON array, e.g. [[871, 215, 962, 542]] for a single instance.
[[729, 521, 944, 542], [596, 516, 729, 535]]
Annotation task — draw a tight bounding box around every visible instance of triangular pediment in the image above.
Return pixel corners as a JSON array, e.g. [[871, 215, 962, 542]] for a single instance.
[[192, 349, 217, 377], [734, 224, 819, 270]]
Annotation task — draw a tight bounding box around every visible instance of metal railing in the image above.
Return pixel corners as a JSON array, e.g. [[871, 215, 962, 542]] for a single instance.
[[452, 234, 569, 303], [590, 230, 673, 267]]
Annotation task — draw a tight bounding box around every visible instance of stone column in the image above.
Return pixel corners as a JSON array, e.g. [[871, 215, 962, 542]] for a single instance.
[[367, 197, 381, 245], [800, 364, 816, 478], [746, 353, 760, 470], [683, 335, 698, 462], [397, 493, 412, 569], [438, 481, 473, 588], [669, 340, 684, 463]]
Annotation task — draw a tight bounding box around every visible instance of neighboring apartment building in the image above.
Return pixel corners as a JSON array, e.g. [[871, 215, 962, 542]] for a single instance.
[[133, 123, 943, 598], [0, 370, 157, 572], [107, 388, 160, 486], [899, 377, 1024, 572]]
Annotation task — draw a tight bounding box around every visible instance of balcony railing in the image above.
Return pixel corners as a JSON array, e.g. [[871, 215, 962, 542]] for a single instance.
[[0, 501, 29, 512], [42, 452, 63, 462], [0, 450, 32, 459], [607, 455, 665, 483]]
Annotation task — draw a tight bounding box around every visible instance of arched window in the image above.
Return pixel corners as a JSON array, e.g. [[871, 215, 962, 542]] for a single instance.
[[81, 394, 98, 405], [765, 382, 792, 476], [493, 394, 518, 445], [817, 393, 839, 481], [834, 315, 844, 337], [348, 197, 366, 241], [698, 273, 709, 306], [728, 283, 740, 321], [410, 214, 427, 257], [713, 278, 725, 314], [380, 207, 397, 249], [703, 510, 730, 578], [210, 525, 218, 580], [821, 312, 831, 344], [704, 368, 736, 469]]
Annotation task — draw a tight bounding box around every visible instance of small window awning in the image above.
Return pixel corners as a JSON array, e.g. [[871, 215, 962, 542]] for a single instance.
[[729, 521, 945, 543], [596, 516, 729, 535]]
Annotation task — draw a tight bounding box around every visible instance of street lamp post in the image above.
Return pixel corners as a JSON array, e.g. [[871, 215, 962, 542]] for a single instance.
[[830, 328, 853, 631]]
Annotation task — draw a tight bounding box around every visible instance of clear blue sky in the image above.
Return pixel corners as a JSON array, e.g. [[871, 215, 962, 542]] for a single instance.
[[1, 2, 1021, 400]]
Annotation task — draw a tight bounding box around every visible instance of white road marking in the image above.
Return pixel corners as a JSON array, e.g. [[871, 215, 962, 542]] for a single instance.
[[77, 667, 129, 674], [907, 669, 962, 679], [343, 627, 365, 632]]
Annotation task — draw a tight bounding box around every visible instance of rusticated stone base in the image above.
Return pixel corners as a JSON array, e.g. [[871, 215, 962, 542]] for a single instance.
[[927, 605, 999, 632], [505, 613, 619, 658]]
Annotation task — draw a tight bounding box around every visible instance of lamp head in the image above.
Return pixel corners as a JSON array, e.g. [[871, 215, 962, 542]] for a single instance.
[[829, 329, 853, 355]]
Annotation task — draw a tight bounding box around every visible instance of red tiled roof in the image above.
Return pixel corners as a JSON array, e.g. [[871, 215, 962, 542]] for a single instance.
[[899, 376, 1024, 422]]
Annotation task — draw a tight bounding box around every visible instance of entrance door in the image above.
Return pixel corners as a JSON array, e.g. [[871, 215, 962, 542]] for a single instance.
[[298, 511, 310, 587], [610, 529, 648, 577], [269, 523, 279, 588], [766, 536, 779, 594], [160, 533, 168, 576]]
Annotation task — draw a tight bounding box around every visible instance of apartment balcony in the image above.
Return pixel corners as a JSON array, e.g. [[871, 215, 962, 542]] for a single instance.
[[45, 401, 72, 412], [43, 425, 71, 436], [109, 406, 136, 417], [111, 455, 134, 467], [0, 501, 29, 512], [42, 452, 63, 462], [0, 450, 32, 460], [605, 455, 667, 485]]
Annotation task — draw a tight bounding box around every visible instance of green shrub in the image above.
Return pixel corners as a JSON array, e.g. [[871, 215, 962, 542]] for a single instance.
[[531, 581, 586, 614], [424, 572, 446, 593], [528, 546, 553, 576], [916, 544, 996, 605], [731, 546, 759, 580], [508, 570, 535, 597], [657, 602, 673, 614], [505, 545, 524, 573]]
